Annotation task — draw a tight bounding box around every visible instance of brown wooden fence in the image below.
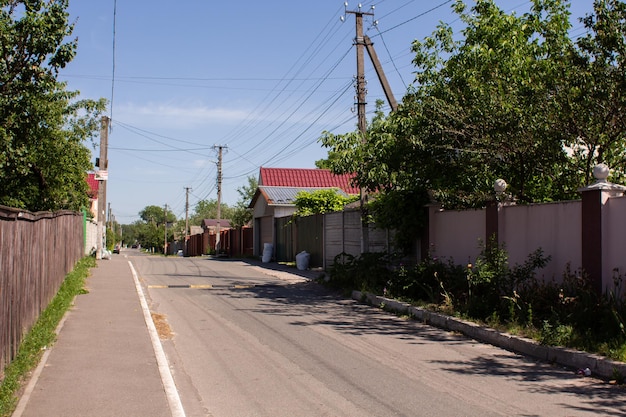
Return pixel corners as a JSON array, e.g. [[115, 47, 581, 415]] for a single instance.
[[0, 206, 84, 377]]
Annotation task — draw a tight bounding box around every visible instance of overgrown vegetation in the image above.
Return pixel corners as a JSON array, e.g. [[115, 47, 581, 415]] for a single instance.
[[319, 0, 626, 252], [0, 256, 95, 417], [324, 245, 626, 363]]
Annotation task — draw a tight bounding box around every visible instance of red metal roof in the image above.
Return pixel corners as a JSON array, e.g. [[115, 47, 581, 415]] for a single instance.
[[259, 167, 359, 195], [86, 173, 99, 198]]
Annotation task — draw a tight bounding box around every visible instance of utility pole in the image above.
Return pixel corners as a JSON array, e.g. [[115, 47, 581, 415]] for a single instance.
[[343, 4, 398, 254], [363, 35, 398, 111], [163, 204, 168, 255], [213, 145, 227, 254], [96, 116, 109, 260], [345, 4, 374, 254], [184, 187, 191, 255]]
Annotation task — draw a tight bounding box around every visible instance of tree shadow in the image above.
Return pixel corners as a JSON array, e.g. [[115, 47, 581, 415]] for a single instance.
[[225, 279, 626, 416]]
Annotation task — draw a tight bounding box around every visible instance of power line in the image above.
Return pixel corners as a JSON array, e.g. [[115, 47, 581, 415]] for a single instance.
[[373, 0, 454, 36], [110, 0, 117, 124]]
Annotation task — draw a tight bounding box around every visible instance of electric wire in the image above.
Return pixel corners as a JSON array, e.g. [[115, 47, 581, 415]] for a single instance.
[[373, 0, 455, 37], [110, 0, 117, 125]]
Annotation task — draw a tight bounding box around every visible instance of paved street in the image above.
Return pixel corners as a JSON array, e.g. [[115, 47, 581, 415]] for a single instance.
[[131, 253, 626, 417]]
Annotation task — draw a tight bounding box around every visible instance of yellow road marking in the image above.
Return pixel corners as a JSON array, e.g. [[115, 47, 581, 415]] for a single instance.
[[147, 284, 257, 289]]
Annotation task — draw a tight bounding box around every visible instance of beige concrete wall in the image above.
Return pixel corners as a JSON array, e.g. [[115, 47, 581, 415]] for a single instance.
[[500, 201, 581, 282], [429, 207, 485, 264], [603, 195, 626, 292]]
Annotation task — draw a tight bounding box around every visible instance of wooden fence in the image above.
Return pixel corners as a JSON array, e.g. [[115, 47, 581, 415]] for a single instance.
[[0, 206, 84, 377]]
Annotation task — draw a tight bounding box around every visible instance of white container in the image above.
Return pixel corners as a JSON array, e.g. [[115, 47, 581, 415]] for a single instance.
[[262, 243, 273, 263], [296, 251, 310, 270]]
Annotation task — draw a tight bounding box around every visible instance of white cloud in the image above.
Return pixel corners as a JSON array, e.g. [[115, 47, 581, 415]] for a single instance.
[[115, 101, 251, 129]]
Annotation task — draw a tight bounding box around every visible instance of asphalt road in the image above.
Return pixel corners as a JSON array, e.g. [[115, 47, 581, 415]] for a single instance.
[[129, 253, 626, 417]]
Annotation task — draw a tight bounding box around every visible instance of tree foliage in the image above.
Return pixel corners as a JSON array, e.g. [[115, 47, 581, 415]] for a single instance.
[[0, 0, 106, 211], [230, 176, 257, 228], [134, 205, 176, 251], [294, 189, 358, 216], [189, 199, 234, 226], [139, 205, 175, 226], [320, 0, 626, 253], [562, 0, 626, 184]]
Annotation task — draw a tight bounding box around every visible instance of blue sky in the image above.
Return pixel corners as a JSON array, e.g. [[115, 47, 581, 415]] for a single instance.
[[61, 0, 595, 223]]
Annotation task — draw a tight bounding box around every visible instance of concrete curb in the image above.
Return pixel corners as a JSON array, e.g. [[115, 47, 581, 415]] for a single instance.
[[352, 290, 626, 381]]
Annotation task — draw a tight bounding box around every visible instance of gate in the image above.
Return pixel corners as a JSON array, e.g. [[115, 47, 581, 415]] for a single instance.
[[296, 214, 323, 267]]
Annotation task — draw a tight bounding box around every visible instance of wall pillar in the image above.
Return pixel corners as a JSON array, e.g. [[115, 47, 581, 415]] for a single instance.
[[580, 188, 603, 295], [579, 163, 626, 294], [485, 200, 499, 250]]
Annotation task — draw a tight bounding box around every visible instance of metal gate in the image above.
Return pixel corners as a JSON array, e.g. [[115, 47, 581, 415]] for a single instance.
[[296, 214, 323, 267]]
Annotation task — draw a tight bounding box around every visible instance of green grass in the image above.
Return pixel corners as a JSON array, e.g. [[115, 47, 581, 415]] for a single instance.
[[0, 256, 95, 417]]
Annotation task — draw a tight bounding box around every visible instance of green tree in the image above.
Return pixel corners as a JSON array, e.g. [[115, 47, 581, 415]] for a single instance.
[[230, 176, 257, 228], [0, 0, 106, 211], [560, 0, 626, 185], [134, 205, 177, 252], [139, 205, 174, 226], [405, 0, 576, 206], [294, 189, 357, 216], [189, 199, 233, 226], [321, 0, 585, 252]]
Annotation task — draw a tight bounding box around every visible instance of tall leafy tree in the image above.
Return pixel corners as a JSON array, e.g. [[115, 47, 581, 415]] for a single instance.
[[561, 0, 626, 184], [406, 0, 576, 205], [136, 205, 176, 251], [320, 0, 586, 252], [322, 0, 582, 207], [0, 0, 106, 211], [189, 199, 233, 226], [139, 205, 176, 226], [230, 176, 257, 228]]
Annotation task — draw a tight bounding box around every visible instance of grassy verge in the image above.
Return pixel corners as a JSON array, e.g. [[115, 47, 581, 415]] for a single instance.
[[0, 256, 95, 417]]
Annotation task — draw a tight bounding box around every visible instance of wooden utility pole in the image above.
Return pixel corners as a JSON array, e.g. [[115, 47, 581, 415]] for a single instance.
[[96, 116, 109, 260]]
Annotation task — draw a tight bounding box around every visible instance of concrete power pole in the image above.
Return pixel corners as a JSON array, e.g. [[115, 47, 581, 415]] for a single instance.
[[163, 204, 169, 255], [346, 5, 373, 253], [96, 116, 109, 260], [343, 5, 397, 254], [184, 187, 191, 255], [213, 145, 226, 254]]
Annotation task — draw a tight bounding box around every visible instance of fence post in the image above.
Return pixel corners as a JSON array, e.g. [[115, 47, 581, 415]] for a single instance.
[[579, 164, 626, 294], [485, 200, 499, 250], [485, 179, 509, 251]]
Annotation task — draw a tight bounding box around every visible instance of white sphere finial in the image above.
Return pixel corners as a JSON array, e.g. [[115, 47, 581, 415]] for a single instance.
[[593, 163, 610, 181], [494, 179, 507, 193]]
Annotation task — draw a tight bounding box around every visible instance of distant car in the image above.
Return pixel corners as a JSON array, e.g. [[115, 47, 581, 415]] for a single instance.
[[177, 250, 184, 257], [113, 244, 121, 254]]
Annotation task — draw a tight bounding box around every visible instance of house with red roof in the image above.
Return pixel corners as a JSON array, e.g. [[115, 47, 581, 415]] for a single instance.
[[249, 167, 359, 258]]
